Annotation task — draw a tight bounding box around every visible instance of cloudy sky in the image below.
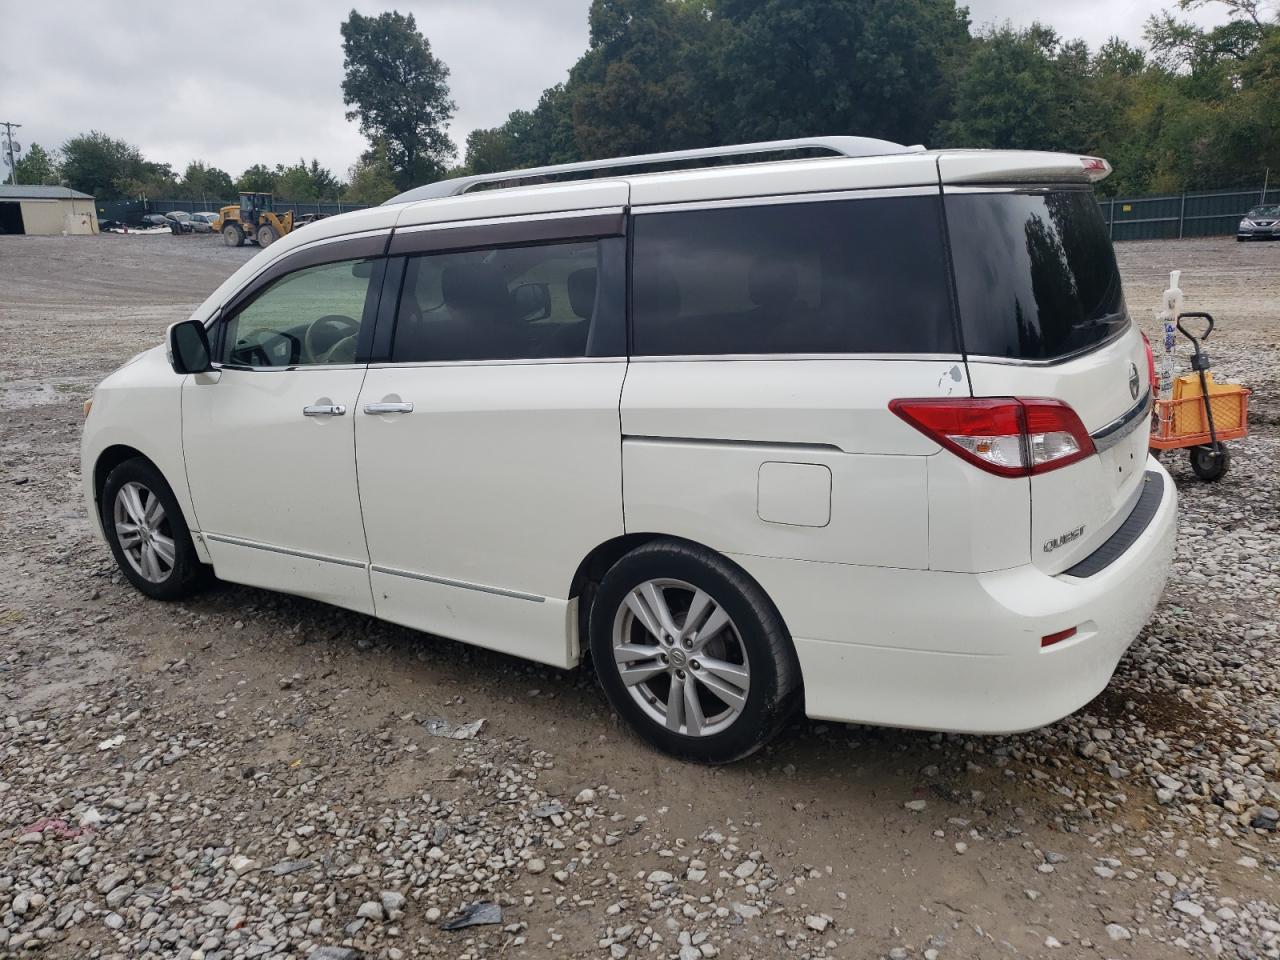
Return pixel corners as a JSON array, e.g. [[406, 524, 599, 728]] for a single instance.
[[0, 0, 1233, 181]]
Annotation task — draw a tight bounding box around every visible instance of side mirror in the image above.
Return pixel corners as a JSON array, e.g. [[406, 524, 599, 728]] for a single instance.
[[167, 319, 213, 374], [511, 282, 552, 321]]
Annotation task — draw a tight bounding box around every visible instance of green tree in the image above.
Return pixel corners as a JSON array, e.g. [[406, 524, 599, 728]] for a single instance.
[[340, 9, 457, 189], [236, 164, 277, 194], [464, 126, 517, 175], [344, 141, 399, 204], [936, 25, 1069, 150], [569, 0, 720, 159], [60, 131, 155, 199], [714, 0, 971, 147], [273, 158, 342, 201], [177, 160, 234, 202], [12, 143, 60, 185]]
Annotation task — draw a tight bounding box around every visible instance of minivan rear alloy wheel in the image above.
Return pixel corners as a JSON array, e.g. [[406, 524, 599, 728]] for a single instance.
[[101, 457, 205, 600], [589, 539, 800, 763]]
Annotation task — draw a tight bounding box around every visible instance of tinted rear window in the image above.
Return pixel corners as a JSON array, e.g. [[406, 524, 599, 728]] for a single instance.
[[631, 196, 957, 356], [946, 190, 1127, 360]]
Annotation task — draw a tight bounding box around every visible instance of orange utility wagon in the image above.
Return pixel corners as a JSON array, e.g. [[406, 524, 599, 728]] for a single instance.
[[1150, 312, 1251, 481]]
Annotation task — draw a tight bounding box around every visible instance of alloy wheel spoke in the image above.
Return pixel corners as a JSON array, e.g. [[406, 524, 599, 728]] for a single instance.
[[681, 589, 715, 640], [683, 677, 705, 737], [693, 665, 748, 712], [665, 674, 686, 732], [624, 591, 665, 643], [638, 582, 681, 640], [151, 533, 176, 567], [142, 493, 165, 529], [689, 605, 732, 653], [140, 543, 162, 581], [614, 642, 660, 665], [619, 661, 667, 687], [116, 525, 143, 549], [121, 485, 147, 525], [696, 656, 750, 690]]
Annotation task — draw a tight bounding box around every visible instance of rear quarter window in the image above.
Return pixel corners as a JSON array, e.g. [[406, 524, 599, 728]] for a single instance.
[[946, 189, 1128, 361], [631, 196, 957, 356]]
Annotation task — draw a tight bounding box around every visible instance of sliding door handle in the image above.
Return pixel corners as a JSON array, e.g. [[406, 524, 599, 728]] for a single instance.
[[363, 401, 414, 415], [303, 403, 346, 417]]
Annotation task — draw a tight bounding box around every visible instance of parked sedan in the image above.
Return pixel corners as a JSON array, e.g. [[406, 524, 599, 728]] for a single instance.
[[188, 212, 220, 234], [1237, 204, 1280, 240]]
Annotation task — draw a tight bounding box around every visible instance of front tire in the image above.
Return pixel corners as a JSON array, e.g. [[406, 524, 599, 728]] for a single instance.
[[257, 224, 279, 247], [100, 458, 204, 600], [589, 539, 800, 763]]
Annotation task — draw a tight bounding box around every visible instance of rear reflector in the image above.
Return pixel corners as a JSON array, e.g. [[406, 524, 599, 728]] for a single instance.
[[889, 397, 1095, 477], [1041, 627, 1077, 648]]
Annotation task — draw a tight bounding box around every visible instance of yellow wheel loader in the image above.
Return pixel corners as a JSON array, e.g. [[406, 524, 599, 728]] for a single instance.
[[214, 192, 294, 248]]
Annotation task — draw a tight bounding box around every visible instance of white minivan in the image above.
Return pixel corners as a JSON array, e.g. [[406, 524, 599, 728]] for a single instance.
[[82, 137, 1176, 763]]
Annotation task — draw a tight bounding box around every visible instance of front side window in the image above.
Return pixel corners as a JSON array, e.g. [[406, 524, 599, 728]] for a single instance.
[[220, 258, 375, 367], [391, 237, 625, 362], [631, 196, 957, 356]]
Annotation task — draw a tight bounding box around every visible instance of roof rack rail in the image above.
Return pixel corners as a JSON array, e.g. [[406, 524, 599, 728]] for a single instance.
[[385, 136, 924, 205]]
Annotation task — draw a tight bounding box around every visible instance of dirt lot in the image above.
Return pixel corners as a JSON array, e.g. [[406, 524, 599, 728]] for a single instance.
[[1, 232, 1278, 960]]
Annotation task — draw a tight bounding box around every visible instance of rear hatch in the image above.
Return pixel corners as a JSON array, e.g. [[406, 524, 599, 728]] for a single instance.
[[944, 180, 1152, 574]]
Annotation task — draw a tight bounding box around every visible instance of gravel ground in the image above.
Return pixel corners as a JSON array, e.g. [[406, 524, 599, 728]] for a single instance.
[[0, 232, 1277, 960]]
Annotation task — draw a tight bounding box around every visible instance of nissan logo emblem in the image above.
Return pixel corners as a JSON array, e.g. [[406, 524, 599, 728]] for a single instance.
[[1128, 362, 1140, 400]]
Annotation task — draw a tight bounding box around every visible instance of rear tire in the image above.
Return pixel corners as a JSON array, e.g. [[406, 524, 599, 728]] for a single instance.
[[257, 224, 279, 247], [589, 538, 801, 764], [222, 223, 244, 247], [1190, 442, 1230, 481], [100, 458, 205, 600]]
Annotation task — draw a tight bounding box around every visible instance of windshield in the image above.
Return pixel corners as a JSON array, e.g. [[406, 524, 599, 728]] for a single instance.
[[946, 189, 1128, 361], [1247, 206, 1280, 218]]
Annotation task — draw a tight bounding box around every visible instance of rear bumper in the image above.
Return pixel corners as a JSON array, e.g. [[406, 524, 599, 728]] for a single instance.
[[731, 456, 1177, 734]]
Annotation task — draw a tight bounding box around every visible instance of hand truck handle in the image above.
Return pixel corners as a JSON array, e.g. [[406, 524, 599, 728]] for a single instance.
[[1176, 311, 1214, 346]]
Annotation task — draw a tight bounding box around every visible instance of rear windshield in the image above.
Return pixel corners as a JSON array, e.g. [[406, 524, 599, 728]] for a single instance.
[[631, 196, 957, 356], [946, 190, 1128, 360]]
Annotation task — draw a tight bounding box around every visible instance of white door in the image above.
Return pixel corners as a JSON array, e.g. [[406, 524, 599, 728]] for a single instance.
[[354, 234, 628, 667], [183, 254, 381, 613]]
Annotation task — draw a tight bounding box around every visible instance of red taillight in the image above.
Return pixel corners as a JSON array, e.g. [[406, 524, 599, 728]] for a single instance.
[[1141, 333, 1157, 397], [889, 398, 1095, 477]]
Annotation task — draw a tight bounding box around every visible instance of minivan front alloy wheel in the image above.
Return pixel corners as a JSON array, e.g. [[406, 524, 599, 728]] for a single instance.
[[113, 481, 175, 583], [100, 457, 205, 601], [590, 539, 801, 763]]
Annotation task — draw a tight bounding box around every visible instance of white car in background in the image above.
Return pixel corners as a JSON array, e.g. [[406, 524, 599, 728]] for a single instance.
[[81, 137, 1176, 763], [189, 212, 220, 234], [1237, 204, 1280, 240]]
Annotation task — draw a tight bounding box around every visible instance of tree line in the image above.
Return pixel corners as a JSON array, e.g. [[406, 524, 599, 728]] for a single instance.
[[10, 134, 396, 206], [456, 0, 1278, 197], [9, 0, 1277, 205]]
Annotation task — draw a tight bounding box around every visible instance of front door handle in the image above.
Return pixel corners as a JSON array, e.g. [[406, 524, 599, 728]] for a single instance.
[[363, 401, 414, 415], [303, 403, 347, 417]]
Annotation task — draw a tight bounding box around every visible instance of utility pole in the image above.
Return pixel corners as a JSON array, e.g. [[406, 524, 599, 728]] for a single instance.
[[1, 122, 22, 185]]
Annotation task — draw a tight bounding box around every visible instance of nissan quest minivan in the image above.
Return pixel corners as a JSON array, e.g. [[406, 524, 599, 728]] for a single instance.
[[81, 137, 1176, 763]]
